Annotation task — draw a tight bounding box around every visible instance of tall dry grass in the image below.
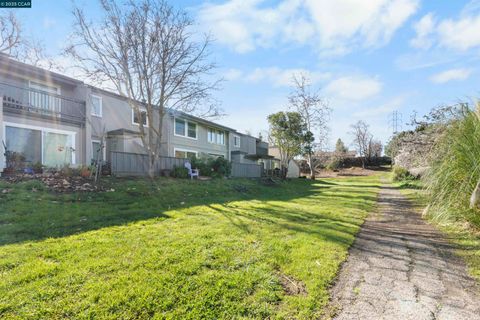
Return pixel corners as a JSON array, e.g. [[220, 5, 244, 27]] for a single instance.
[[424, 103, 480, 227]]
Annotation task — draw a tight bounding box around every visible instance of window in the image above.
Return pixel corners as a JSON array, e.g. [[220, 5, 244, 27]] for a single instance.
[[208, 128, 225, 145], [5, 123, 75, 167], [29, 81, 60, 112], [187, 122, 197, 138], [208, 128, 215, 143], [174, 118, 197, 139], [5, 126, 42, 164], [175, 119, 185, 136], [233, 135, 241, 148], [132, 109, 147, 126], [43, 132, 74, 167], [92, 141, 104, 162], [174, 149, 197, 159], [90, 95, 102, 117], [217, 131, 225, 145], [29, 81, 59, 94]]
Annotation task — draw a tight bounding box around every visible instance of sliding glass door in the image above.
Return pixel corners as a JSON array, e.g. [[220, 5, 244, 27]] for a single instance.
[[5, 126, 42, 164], [43, 132, 74, 167], [4, 124, 75, 167]]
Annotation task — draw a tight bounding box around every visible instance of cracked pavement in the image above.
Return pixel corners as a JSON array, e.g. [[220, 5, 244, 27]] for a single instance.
[[328, 184, 480, 320]]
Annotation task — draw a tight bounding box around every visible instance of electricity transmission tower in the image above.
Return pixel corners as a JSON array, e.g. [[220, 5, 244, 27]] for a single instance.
[[390, 111, 402, 134]]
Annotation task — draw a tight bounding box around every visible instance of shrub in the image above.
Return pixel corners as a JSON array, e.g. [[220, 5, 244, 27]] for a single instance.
[[172, 166, 188, 179], [326, 159, 341, 171], [190, 156, 212, 177], [210, 157, 231, 177], [32, 162, 44, 174], [188, 155, 232, 178], [391, 166, 414, 182], [5, 151, 26, 171], [424, 106, 480, 225], [58, 164, 73, 177]]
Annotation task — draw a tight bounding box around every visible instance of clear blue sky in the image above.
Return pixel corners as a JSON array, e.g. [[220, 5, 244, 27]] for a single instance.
[[14, 0, 480, 149]]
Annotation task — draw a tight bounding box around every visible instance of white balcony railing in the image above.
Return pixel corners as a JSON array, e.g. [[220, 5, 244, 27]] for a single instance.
[[0, 82, 85, 125]]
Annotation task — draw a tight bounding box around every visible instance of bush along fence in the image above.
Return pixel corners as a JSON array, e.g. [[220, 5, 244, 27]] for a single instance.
[[110, 151, 263, 178]]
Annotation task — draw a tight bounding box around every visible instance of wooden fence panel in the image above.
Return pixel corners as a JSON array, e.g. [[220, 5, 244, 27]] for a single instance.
[[111, 151, 263, 178], [111, 151, 188, 176], [231, 162, 263, 178]]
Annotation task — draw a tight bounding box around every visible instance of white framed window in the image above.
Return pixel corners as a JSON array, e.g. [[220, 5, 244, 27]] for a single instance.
[[187, 122, 197, 139], [174, 118, 197, 139], [174, 148, 197, 159], [29, 81, 60, 94], [90, 95, 102, 117], [4, 122, 76, 167], [207, 128, 226, 145], [28, 80, 61, 112], [217, 131, 225, 145], [208, 128, 215, 143], [175, 118, 185, 136], [92, 139, 106, 162], [132, 109, 148, 126], [233, 135, 241, 148]]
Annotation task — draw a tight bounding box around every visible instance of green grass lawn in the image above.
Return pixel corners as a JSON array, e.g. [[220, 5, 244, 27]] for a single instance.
[[396, 180, 480, 283], [0, 176, 382, 319]]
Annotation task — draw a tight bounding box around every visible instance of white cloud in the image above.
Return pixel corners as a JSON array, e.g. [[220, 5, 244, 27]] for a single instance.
[[197, 0, 419, 55], [306, 0, 418, 54], [324, 75, 382, 101], [430, 68, 472, 84], [244, 67, 330, 87], [197, 0, 303, 53], [409, 3, 480, 52], [438, 15, 480, 51], [410, 13, 435, 49]]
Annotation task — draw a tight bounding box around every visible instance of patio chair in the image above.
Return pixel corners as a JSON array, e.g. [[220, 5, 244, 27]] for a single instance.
[[184, 161, 199, 180]]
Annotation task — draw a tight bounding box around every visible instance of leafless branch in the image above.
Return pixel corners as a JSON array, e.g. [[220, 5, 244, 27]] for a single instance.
[[66, 0, 221, 177], [288, 73, 331, 178]]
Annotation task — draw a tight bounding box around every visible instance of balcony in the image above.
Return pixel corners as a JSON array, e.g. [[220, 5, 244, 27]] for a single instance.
[[0, 82, 85, 126]]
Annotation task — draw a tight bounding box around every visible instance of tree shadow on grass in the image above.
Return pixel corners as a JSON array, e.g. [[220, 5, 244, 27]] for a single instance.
[[0, 177, 379, 246], [207, 190, 374, 246]]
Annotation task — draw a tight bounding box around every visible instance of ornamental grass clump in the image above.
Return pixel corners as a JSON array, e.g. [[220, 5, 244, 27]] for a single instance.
[[424, 103, 480, 227]]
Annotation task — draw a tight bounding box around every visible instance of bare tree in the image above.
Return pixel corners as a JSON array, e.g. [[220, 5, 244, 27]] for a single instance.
[[66, 0, 220, 178], [367, 139, 383, 159], [0, 12, 57, 70], [288, 73, 330, 179], [0, 12, 21, 55], [350, 120, 372, 168]]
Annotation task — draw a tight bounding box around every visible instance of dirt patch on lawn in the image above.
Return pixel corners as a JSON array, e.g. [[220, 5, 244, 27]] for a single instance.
[[278, 272, 307, 296]]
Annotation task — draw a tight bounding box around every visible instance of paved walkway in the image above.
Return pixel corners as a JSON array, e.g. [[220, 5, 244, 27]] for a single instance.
[[329, 184, 480, 320]]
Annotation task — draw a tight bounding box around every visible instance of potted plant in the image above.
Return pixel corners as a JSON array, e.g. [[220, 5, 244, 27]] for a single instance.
[[80, 165, 91, 178]]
